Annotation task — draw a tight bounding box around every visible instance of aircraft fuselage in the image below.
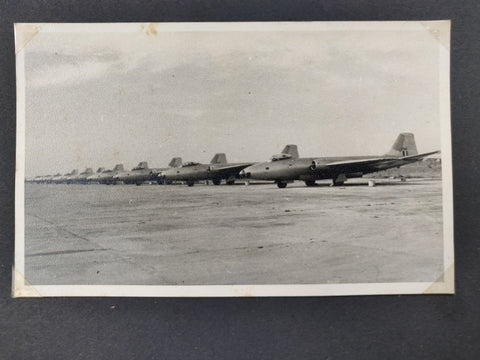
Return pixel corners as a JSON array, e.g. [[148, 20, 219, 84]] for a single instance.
[[68, 172, 93, 184], [160, 161, 253, 186], [161, 164, 212, 182], [114, 169, 158, 184], [241, 156, 374, 182]]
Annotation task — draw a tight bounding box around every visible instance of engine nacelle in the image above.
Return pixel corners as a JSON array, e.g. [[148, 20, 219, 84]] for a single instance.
[[309, 160, 324, 171]]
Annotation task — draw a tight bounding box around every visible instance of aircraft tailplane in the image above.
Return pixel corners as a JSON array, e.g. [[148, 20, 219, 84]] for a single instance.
[[385, 133, 418, 157], [210, 153, 227, 164], [168, 157, 183, 167], [281, 144, 299, 159]]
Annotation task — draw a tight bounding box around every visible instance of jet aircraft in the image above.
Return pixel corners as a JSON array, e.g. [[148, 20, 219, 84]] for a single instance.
[[55, 169, 78, 184], [239, 133, 439, 188], [86, 167, 106, 183], [68, 168, 94, 184], [29, 175, 44, 184], [31, 174, 49, 183], [31, 175, 54, 183], [87, 164, 125, 185], [159, 153, 254, 186], [48, 173, 63, 184], [113, 158, 182, 185]]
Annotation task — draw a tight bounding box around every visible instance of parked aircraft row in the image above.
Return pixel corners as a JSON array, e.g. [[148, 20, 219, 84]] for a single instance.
[[28, 133, 440, 188], [31, 158, 183, 185]]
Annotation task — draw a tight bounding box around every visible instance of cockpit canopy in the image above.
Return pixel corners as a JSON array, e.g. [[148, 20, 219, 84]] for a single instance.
[[270, 153, 292, 162], [181, 161, 200, 167]]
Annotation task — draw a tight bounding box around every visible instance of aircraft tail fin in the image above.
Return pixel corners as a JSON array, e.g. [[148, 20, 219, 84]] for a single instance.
[[113, 164, 124, 172], [384, 133, 418, 157], [168, 157, 183, 167], [137, 161, 148, 169], [281, 144, 299, 159], [210, 153, 227, 164], [96, 167, 105, 173]]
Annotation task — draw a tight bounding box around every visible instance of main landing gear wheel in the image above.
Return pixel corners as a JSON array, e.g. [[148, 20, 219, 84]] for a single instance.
[[212, 179, 221, 185], [331, 174, 347, 187], [276, 181, 287, 188], [304, 180, 316, 187], [187, 180, 195, 187]]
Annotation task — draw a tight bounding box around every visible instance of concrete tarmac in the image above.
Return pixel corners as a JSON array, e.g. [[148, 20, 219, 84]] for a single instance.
[[24, 179, 444, 285]]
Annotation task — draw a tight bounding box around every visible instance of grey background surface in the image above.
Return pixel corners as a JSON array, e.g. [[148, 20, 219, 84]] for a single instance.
[[1, 1, 479, 359]]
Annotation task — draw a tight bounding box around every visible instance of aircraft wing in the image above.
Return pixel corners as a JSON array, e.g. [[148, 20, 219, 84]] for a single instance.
[[209, 162, 256, 177], [314, 150, 440, 174]]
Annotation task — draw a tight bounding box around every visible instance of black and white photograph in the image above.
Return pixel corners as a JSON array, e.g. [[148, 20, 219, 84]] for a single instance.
[[14, 21, 453, 296]]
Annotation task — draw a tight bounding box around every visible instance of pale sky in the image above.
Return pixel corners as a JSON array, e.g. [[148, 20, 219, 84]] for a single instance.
[[20, 23, 446, 177]]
